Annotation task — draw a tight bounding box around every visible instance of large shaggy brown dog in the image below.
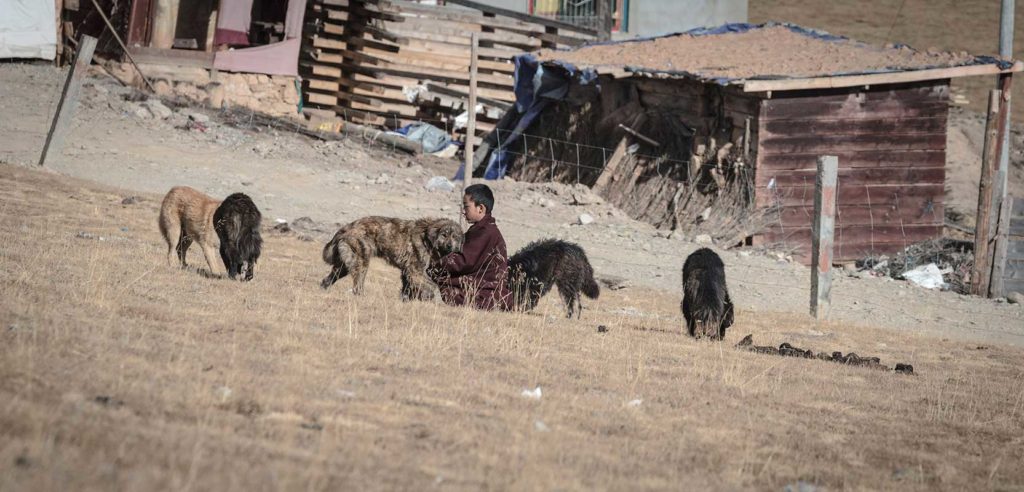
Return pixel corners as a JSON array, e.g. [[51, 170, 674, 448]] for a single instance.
[[321, 216, 463, 300], [507, 239, 600, 318], [213, 193, 263, 281], [158, 186, 222, 275], [681, 248, 734, 340]]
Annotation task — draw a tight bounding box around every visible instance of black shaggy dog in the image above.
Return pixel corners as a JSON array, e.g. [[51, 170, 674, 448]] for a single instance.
[[681, 248, 734, 340], [213, 193, 263, 281], [507, 239, 600, 318]]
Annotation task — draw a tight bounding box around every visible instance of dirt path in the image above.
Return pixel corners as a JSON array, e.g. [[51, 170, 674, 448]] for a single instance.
[[1, 63, 1021, 346]]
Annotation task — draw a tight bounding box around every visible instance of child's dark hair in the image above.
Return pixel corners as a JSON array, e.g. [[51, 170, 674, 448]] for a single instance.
[[464, 184, 495, 214]]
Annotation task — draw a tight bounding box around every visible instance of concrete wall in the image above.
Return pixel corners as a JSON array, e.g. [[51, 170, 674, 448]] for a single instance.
[[626, 0, 747, 37]]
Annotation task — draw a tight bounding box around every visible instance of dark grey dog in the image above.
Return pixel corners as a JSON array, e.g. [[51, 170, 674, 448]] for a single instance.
[[508, 239, 600, 318], [681, 248, 734, 339], [213, 193, 263, 281]]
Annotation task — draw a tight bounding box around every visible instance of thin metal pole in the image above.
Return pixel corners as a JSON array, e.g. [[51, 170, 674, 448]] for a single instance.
[[995, 0, 1015, 224], [463, 32, 479, 197]]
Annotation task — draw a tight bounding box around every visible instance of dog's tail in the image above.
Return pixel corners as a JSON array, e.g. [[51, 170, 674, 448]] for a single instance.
[[577, 247, 600, 299], [322, 235, 342, 264], [582, 275, 600, 299]]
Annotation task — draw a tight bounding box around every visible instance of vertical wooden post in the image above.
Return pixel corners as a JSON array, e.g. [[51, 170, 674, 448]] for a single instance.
[[150, 0, 180, 49], [810, 155, 838, 319], [972, 89, 1003, 296], [463, 32, 479, 197], [541, 26, 558, 49], [39, 34, 97, 167], [596, 0, 612, 41], [989, 196, 1015, 297]]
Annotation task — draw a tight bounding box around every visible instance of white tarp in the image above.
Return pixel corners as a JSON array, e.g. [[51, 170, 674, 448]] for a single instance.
[[0, 0, 57, 60]]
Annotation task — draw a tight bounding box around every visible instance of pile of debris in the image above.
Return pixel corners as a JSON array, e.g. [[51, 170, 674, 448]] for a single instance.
[[851, 238, 974, 293], [736, 334, 915, 375]]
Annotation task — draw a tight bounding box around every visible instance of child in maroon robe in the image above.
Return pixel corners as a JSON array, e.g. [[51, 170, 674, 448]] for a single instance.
[[430, 184, 512, 310]]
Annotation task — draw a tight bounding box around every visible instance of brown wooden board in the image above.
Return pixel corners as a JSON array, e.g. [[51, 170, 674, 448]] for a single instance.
[[763, 100, 948, 121], [767, 183, 943, 207], [761, 116, 948, 138], [773, 198, 943, 227], [764, 166, 945, 187], [769, 224, 944, 249], [757, 149, 946, 170], [759, 133, 946, 154]]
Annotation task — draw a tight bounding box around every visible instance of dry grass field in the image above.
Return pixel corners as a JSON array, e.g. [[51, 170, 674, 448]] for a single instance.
[[2, 165, 1024, 491]]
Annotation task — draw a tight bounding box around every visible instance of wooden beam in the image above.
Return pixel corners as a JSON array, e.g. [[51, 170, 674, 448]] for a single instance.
[[593, 136, 629, 193], [307, 115, 422, 154], [973, 89, 1002, 296], [742, 61, 1024, 93], [810, 155, 838, 319], [39, 34, 97, 166], [440, 0, 598, 36]]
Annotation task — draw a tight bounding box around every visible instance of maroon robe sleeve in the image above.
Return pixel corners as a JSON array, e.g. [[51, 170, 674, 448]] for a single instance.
[[440, 221, 489, 276]]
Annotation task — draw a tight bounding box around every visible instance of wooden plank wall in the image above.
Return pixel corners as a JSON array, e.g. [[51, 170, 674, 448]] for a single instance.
[[301, 0, 594, 141], [755, 81, 950, 263], [1000, 197, 1024, 295]]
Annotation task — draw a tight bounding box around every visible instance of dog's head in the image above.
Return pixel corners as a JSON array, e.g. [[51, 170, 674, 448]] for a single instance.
[[424, 219, 463, 256]]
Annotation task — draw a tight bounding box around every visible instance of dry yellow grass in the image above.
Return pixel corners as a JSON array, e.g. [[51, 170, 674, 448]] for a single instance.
[[1, 164, 1023, 491]]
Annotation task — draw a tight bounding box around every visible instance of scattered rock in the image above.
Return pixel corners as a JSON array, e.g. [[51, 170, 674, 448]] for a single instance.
[[186, 111, 210, 124], [533, 420, 550, 432], [375, 173, 390, 185], [300, 421, 323, 431], [75, 231, 104, 241], [132, 105, 152, 119], [626, 399, 642, 407], [570, 190, 602, 206], [597, 325, 609, 333], [539, 198, 557, 208], [599, 274, 630, 291], [120, 196, 142, 205], [143, 98, 173, 119], [1006, 291, 1024, 304], [425, 176, 455, 192], [93, 395, 124, 408], [577, 213, 595, 225], [695, 234, 713, 245], [783, 481, 820, 492]]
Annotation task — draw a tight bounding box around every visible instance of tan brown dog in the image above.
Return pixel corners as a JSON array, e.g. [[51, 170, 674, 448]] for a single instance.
[[159, 186, 222, 275], [321, 216, 463, 300]]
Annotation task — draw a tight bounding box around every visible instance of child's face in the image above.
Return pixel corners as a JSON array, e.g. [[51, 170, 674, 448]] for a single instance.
[[462, 194, 487, 223]]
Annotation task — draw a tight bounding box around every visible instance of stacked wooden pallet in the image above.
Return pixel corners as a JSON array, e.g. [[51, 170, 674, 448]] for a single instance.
[[300, 0, 597, 144]]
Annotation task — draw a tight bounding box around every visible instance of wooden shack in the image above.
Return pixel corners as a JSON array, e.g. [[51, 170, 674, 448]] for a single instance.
[[489, 23, 1022, 264]]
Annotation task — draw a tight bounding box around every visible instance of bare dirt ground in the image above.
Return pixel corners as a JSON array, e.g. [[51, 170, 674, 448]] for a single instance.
[[1, 29, 1024, 488]]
